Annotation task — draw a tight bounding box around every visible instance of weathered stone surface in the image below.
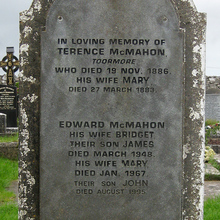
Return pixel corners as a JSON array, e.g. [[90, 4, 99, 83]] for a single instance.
[[0, 142, 18, 160], [205, 77, 220, 121], [19, 1, 51, 219], [40, 0, 183, 219], [205, 94, 220, 120], [19, 0, 206, 219], [205, 163, 220, 176], [206, 76, 220, 93]]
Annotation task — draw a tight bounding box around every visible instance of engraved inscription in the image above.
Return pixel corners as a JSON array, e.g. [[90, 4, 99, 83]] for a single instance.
[[40, 1, 183, 219]]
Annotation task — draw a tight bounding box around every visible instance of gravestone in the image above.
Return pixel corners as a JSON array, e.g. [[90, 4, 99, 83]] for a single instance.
[[0, 85, 17, 127], [0, 47, 19, 127], [205, 86, 220, 121], [205, 94, 220, 121], [19, 1, 206, 219], [0, 47, 19, 86], [0, 113, 6, 133]]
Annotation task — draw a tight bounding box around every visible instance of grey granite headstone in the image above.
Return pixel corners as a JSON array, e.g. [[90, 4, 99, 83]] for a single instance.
[[41, 1, 183, 219], [205, 94, 220, 121], [19, 0, 206, 219]]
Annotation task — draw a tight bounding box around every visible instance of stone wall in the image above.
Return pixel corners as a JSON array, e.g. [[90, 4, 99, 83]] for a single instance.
[[0, 142, 18, 160], [206, 76, 220, 94]]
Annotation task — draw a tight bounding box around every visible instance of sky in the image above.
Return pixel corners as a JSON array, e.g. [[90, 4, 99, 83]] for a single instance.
[[0, 0, 219, 76]]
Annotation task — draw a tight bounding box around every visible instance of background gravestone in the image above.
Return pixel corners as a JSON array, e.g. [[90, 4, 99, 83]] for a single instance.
[[0, 113, 6, 133], [0, 85, 17, 127], [205, 93, 220, 121], [19, 0, 206, 219], [205, 77, 220, 121]]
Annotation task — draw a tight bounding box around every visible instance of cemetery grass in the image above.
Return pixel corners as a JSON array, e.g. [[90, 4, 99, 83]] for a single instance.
[[0, 157, 18, 219], [204, 196, 220, 220], [209, 158, 220, 171], [0, 133, 18, 143]]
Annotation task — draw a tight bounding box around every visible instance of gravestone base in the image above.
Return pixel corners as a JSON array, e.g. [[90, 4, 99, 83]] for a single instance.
[[6, 127, 18, 134]]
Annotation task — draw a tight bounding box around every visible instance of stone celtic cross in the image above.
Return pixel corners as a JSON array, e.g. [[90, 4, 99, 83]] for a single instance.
[[0, 47, 19, 86]]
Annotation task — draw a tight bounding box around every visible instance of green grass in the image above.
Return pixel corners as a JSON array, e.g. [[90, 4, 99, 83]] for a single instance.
[[0, 203, 18, 220], [204, 156, 220, 218], [205, 119, 219, 126], [0, 133, 18, 143], [204, 196, 220, 220], [0, 157, 18, 190], [209, 158, 220, 171], [0, 157, 18, 219], [205, 174, 220, 181]]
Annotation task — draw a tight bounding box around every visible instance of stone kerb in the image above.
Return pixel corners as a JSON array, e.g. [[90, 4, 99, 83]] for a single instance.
[[0, 142, 18, 160]]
